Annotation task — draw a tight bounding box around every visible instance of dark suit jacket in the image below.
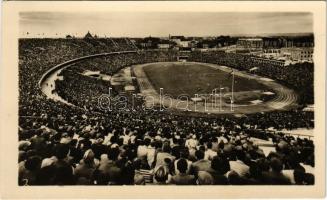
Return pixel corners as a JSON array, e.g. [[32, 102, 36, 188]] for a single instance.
[[170, 173, 195, 185]]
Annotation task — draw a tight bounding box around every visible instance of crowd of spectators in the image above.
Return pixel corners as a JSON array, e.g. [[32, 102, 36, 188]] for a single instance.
[[55, 50, 177, 111], [19, 110, 314, 185], [19, 38, 137, 116], [188, 51, 314, 105], [18, 38, 314, 185]]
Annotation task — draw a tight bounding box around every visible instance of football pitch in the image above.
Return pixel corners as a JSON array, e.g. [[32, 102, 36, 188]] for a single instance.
[[143, 62, 270, 101], [134, 62, 298, 114]]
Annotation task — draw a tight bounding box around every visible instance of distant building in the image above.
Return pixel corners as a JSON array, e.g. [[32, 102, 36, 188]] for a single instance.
[[236, 38, 263, 51], [261, 36, 314, 49], [157, 43, 170, 49], [140, 42, 152, 48], [263, 37, 283, 49], [280, 47, 313, 62], [170, 36, 190, 48], [260, 48, 281, 59], [66, 35, 73, 39], [84, 31, 93, 39], [263, 49, 281, 54], [189, 40, 198, 48], [282, 37, 314, 48], [202, 44, 209, 49], [197, 48, 209, 52], [139, 37, 160, 49], [179, 47, 192, 53], [170, 36, 185, 44], [179, 40, 189, 48]]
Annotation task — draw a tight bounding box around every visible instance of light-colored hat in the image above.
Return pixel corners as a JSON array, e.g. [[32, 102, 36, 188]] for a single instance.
[[60, 137, 72, 144], [41, 158, 55, 168], [83, 149, 95, 161], [277, 140, 289, 150], [19, 141, 31, 150]]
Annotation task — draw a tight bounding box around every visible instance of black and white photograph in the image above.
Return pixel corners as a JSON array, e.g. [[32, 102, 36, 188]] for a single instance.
[[1, 1, 326, 199]]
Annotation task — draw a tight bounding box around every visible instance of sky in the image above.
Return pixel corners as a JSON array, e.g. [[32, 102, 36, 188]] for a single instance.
[[19, 12, 313, 38]]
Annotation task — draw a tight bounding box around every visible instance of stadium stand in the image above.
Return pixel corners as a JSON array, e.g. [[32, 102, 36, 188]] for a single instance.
[[18, 38, 314, 185]]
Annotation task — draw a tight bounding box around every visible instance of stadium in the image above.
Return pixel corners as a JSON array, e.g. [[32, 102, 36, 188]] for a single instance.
[[18, 37, 314, 186]]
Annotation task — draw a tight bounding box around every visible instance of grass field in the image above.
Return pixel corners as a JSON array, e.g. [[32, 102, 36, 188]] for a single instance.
[[143, 62, 270, 99]]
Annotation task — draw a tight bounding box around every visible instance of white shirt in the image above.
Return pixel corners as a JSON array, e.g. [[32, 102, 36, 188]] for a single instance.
[[185, 138, 198, 149], [229, 160, 250, 178], [147, 146, 156, 167], [137, 145, 148, 159], [204, 149, 217, 160]]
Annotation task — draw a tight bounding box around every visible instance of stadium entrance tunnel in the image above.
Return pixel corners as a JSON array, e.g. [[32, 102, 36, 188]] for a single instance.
[[177, 55, 189, 62]]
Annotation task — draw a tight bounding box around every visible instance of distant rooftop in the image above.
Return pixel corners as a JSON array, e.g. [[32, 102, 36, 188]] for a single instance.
[[170, 36, 185, 40], [238, 38, 263, 41]]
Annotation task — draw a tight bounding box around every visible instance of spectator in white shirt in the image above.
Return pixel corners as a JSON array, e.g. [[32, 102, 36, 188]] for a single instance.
[[205, 142, 217, 161]]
